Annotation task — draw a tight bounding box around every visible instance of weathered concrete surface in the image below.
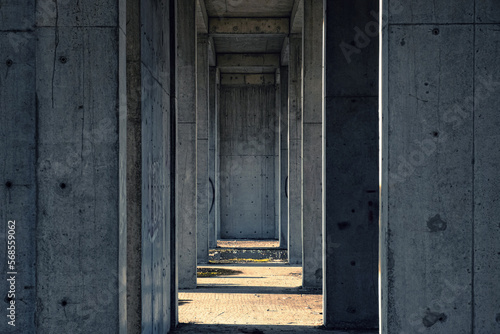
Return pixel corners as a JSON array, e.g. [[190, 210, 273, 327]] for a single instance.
[[287, 34, 302, 264], [36, 25, 120, 333], [301, 0, 323, 288], [280, 67, 289, 248], [177, 0, 198, 289], [473, 24, 500, 333], [219, 85, 276, 239], [122, 0, 141, 332], [197, 34, 210, 264], [0, 28, 36, 334], [381, 2, 477, 332], [208, 67, 217, 249], [209, 18, 289, 34], [323, 0, 379, 329], [140, 0, 174, 332]]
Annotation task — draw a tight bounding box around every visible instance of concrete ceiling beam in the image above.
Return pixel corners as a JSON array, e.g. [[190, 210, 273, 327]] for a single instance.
[[217, 53, 280, 67], [209, 18, 289, 35]]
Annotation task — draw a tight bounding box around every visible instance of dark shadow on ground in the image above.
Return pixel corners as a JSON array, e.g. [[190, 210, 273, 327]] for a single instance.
[[182, 285, 321, 295], [171, 323, 378, 334]]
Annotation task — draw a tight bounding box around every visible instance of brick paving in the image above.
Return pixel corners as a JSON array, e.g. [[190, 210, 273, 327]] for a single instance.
[[174, 264, 377, 334]]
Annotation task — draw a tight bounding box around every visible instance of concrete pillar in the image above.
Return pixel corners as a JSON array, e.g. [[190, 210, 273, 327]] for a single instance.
[[275, 69, 282, 240], [123, 0, 141, 332], [301, 0, 323, 288], [32, 0, 126, 331], [0, 4, 36, 333], [380, 1, 500, 333], [140, 0, 175, 332], [197, 34, 209, 264], [176, 0, 197, 289], [215, 69, 221, 241], [208, 66, 217, 249], [280, 67, 289, 248], [323, 0, 379, 328], [288, 34, 303, 264]]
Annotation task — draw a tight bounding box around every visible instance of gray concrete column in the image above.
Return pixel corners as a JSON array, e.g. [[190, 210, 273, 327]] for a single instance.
[[197, 34, 209, 264], [288, 34, 303, 264], [0, 4, 36, 333], [275, 70, 282, 240], [380, 1, 500, 333], [215, 69, 221, 241], [33, 0, 126, 332], [176, 0, 197, 289], [140, 0, 175, 332], [123, 0, 141, 332], [208, 66, 217, 249], [280, 67, 289, 248], [323, 0, 379, 329], [301, 0, 323, 288]]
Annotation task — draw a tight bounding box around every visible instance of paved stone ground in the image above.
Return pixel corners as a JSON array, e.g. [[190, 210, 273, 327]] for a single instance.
[[174, 264, 377, 334]]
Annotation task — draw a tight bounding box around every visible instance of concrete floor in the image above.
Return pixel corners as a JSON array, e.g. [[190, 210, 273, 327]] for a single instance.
[[174, 264, 377, 333]]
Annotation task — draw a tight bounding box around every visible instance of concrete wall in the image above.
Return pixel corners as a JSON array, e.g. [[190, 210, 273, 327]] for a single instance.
[[381, 1, 500, 333], [323, 0, 379, 329], [219, 85, 277, 239], [141, 0, 174, 332], [0, 2, 36, 332]]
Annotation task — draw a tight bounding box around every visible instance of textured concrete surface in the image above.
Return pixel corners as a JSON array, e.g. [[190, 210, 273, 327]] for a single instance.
[[36, 21, 121, 334], [177, 0, 198, 289], [140, 0, 174, 332], [379, 0, 498, 332], [197, 34, 210, 264], [0, 18, 36, 334], [122, 0, 142, 331], [279, 67, 289, 249], [301, 0, 323, 289], [208, 67, 217, 249], [323, 0, 379, 329], [287, 35, 302, 265], [219, 85, 277, 239], [473, 24, 500, 333]]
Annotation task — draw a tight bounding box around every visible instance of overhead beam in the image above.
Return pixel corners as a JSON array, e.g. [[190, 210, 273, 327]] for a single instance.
[[220, 73, 275, 85], [209, 18, 289, 34], [290, 0, 303, 33], [217, 53, 280, 67]]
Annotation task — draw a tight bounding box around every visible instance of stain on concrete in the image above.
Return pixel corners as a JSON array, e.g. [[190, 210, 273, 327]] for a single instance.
[[314, 268, 322, 280], [427, 214, 447, 232], [422, 310, 447, 327], [337, 221, 351, 230]]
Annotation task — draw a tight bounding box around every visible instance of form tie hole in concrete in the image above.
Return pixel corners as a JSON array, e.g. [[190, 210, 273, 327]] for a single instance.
[[346, 306, 356, 314], [432, 28, 440, 35], [60, 182, 67, 189], [350, 261, 356, 266], [5, 181, 13, 188], [61, 299, 68, 307], [59, 56, 68, 64], [6, 59, 13, 67], [423, 311, 447, 327], [433, 131, 439, 138], [495, 313, 500, 323]]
